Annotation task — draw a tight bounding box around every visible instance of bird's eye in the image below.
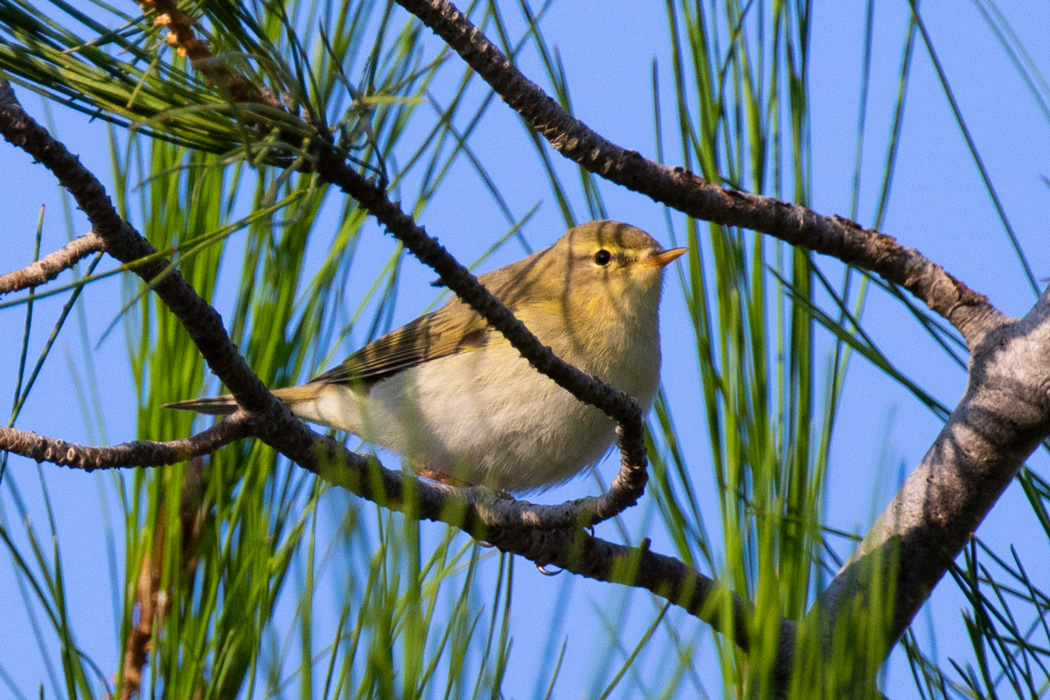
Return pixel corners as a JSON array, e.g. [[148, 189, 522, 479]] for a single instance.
[[594, 249, 612, 266]]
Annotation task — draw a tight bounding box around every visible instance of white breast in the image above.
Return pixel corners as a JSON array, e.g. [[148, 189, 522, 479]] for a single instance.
[[300, 332, 659, 492]]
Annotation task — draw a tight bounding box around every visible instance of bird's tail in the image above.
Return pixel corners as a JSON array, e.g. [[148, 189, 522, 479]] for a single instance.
[[164, 384, 325, 416], [164, 395, 239, 415]]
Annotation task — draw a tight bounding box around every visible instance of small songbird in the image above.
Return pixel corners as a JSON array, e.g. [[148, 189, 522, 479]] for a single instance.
[[167, 220, 685, 492]]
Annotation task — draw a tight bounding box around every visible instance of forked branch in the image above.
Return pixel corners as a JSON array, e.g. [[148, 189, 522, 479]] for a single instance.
[[0, 79, 746, 646]]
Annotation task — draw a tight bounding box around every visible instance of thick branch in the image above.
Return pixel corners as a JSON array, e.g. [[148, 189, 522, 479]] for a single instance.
[[0, 232, 102, 295], [815, 293, 1050, 648], [392, 0, 1005, 346]]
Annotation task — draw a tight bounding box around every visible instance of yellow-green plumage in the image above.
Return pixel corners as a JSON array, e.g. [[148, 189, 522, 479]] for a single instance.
[[167, 220, 684, 492]]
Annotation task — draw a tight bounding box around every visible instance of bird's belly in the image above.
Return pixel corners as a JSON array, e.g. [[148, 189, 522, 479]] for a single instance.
[[360, 350, 622, 492]]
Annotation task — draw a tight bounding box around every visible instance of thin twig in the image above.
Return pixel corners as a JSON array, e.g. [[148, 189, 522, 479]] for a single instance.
[[134, 0, 282, 108], [0, 418, 253, 470], [0, 232, 103, 295]]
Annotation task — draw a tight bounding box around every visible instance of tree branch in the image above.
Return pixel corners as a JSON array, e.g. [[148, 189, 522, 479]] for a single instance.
[[256, 431, 756, 651], [0, 417, 751, 648], [814, 294, 1050, 646], [390, 0, 1006, 347], [0, 418, 253, 469], [0, 232, 102, 295]]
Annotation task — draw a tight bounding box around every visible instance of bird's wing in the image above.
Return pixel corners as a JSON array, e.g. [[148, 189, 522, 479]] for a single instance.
[[308, 252, 552, 388], [307, 304, 491, 387]]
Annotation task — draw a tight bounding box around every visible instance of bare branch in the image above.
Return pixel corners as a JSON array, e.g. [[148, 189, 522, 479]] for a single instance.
[[0, 417, 749, 647], [0, 232, 102, 295], [490, 524, 755, 651], [0, 418, 253, 469], [282, 433, 753, 649], [391, 0, 1006, 347], [814, 294, 1050, 647]]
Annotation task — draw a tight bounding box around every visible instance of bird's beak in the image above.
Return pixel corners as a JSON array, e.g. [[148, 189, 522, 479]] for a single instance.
[[640, 247, 687, 268]]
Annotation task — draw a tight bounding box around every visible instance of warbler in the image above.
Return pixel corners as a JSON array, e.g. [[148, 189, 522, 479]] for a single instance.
[[167, 220, 685, 492]]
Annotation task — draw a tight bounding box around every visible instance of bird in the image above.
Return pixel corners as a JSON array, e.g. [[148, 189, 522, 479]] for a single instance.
[[166, 220, 685, 493]]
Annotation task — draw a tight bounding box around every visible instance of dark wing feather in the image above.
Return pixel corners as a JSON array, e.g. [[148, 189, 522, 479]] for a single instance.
[[308, 307, 491, 387]]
